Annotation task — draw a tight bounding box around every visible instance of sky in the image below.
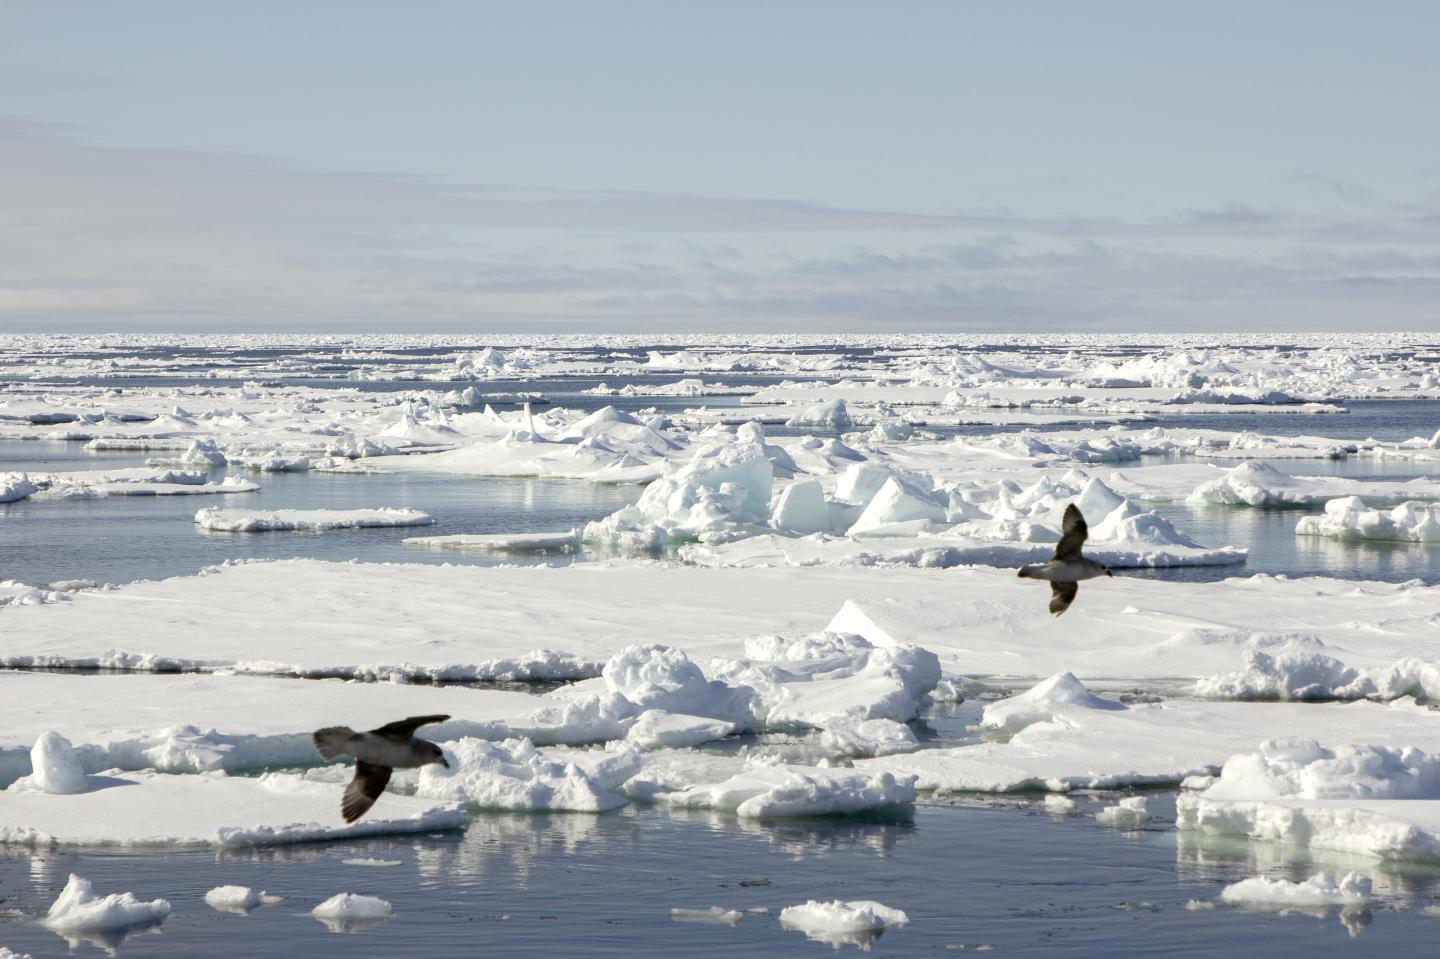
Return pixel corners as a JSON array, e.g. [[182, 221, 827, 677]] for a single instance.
[[1, 0, 1438, 333]]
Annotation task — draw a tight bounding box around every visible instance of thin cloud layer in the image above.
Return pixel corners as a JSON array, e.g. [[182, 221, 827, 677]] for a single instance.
[[1, 116, 1437, 332]]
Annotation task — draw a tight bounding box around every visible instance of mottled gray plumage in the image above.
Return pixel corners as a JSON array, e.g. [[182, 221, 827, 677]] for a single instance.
[[313, 714, 451, 823], [1017, 504, 1112, 616]]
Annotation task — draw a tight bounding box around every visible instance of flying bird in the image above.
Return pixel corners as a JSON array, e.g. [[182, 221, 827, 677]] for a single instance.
[[313, 714, 451, 823], [1017, 503, 1112, 615]]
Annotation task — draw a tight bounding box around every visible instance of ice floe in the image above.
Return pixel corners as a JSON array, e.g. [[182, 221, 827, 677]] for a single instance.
[[1295, 497, 1440, 542], [194, 507, 435, 532], [1178, 738, 1440, 862], [311, 893, 393, 932], [43, 874, 170, 934], [1189, 462, 1440, 508], [1218, 871, 1372, 907], [0, 770, 465, 846], [779, 899, 908, 948], [204, 885, 280, 913]]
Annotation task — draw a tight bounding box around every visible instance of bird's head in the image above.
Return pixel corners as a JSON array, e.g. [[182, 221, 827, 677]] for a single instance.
[[1105, 568, 1113, 577], [422, 741, 450, 769]]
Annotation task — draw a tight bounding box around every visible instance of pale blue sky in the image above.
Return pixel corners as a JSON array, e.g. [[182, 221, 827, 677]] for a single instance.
[[1, 1, 1437, 332]]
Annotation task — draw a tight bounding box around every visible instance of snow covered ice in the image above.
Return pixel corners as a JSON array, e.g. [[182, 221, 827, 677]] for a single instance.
[[11, 334, 1440, 950], [311, 893, 393, 933], [779, 899, 908, 949], [43, 874, 170, 933]]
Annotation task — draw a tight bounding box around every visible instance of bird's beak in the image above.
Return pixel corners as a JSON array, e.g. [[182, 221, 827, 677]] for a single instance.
[[439, 757, 450, 769], [1106, 570, 1113, 577]]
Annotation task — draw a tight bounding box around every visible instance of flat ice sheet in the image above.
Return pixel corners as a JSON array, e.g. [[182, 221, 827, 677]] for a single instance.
[[0, 770, 464, 847], [0, 559, 920, 679], [0, 672, 541, 779], [5, 559, 1440, 688], [860, 699, 1440, 792]]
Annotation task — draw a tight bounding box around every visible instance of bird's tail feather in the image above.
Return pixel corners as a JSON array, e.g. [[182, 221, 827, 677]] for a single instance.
[[313, 726, 354, 761], [1017, 565, 1040, 578]]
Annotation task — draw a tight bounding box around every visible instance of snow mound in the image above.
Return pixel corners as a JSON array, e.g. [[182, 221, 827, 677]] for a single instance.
[[1219, 871, 1371, 907], [194, 507, 435, 532], [1095, 796, 1149, 829], [44, 874, 170, 933], [1196, 649, 1440, 702], [416, 738, 634, 812], [715, 630, 941, 728], [785, 398, 853, 430], [26, 731, 88, 794], [981, 672, 1126, 734], [583, 425, 774, 548], [1296, 497, 1440, 542], [1204, 739, 1440, 801], [604, 644, 759, 727]]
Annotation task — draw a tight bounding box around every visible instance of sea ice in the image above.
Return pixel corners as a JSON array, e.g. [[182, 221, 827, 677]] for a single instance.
[[415, 738, 633, 812], [0, 770, 465, 846], [1218, 871, 1371, 907], [669, 906, 743, 925], [194, 507, 435, 532], [818, 718, 920, 758], [1095, 796, 1149, 828], [1296, 497, 1440, 543], [311, 893, 393, 932], [645, 764, 916, 818], [1189, 462, 1440, 508], [204, 885, 271, 913], [778, 899, 908, 943], [44, 874, 170, 932], [979, 671, 1125, 736]]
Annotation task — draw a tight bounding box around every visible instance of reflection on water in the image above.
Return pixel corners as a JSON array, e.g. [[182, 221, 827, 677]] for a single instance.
[[9, 802, 1440, 957]]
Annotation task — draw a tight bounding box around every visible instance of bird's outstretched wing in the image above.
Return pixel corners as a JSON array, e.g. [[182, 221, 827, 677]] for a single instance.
[[1053, 504, 1088, 562], [1049, 581, 1078, 616], [370, 714, 451, 741], [341, 761, 392, 823]]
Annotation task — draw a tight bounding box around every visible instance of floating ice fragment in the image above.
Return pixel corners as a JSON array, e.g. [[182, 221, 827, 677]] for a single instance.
[[1219, 871, 1371, 907], [1043, 794, 1078, 816], [44, 874, 171, 933], [779, 899, 908, 947], [669, 906, 743, 925], [203, 885, 278, 913], [1095, 796, 1149, 829], [311, 893, 393, 932]]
